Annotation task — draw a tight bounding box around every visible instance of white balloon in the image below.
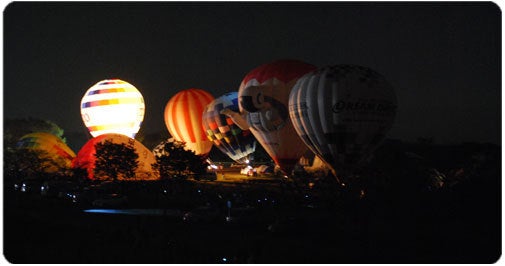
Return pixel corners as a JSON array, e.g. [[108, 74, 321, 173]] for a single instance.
[[80, 79, 145, 138], [289, 65, 397, 174]]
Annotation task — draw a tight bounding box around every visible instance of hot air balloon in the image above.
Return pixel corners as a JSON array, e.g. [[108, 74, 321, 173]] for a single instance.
[[289, 65, 397, 178], [17, 132, 76, 172], [202, 92, 256, 164], [72, 133, 158, 180], [80, 79, 145, 138], [237, 59, 317, 174], [164, 88, 214, 155]]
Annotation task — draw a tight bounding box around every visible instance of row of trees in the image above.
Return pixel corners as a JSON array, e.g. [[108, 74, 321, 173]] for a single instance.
[[6, 139, 209, 182], [93, 139, 208, 181], [4, 118, 276, 183], [3, 118, 211, 182]]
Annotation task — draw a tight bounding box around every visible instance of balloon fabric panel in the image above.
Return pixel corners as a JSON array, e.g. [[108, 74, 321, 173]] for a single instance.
[[182, 92, 196, 142], [202, 92, 256, 163], [289, 65, 397, 174], [17, 132, 76, 172], [241, 59, 319, 84], [72, 133, 158, 180], [164, 88, 214, 155], [238, 59, 317, 173], [80, 79, 145, 138], [167, 91, 184, 141]]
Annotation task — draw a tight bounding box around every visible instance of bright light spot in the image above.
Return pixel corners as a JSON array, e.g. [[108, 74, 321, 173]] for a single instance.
[[247, 165, 253, 169], [84, 209, 124, 214], [80, 79, 145, 138], [257, 199, 261, 203], [210, 164, 218, 169], [222, 257, 227, 262], [83, 209, 165, 215], [245, 159, 250, 164], [41, 186, 45, 191], [359, 189, 366, 199], [197, 189, 201, 193]]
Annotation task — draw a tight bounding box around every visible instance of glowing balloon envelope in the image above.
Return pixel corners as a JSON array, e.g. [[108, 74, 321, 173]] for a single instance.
[[237, 59, 317, 174], [164, 88, 215, 155], [17, 132, 76, 172], [80, 79, 145, 138], [289, 65, 397, 175], [72, 133, 158, 180], [202, 92, 256, 164]]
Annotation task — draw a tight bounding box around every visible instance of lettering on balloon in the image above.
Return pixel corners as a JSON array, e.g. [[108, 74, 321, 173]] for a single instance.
[[82, 113, 90, 122], [332, 100, 397, 115]]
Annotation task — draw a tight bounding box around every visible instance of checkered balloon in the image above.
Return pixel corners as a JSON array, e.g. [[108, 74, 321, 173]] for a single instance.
[[202, 92, 256, 164]]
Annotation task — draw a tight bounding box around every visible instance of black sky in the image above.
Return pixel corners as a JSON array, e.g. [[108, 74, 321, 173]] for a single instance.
[[3, 2, 501, 150]]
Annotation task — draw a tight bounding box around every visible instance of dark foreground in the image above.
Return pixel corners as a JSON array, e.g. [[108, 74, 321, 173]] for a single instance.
[[4, 141, 502, 263], [4, 176, 500, 264]]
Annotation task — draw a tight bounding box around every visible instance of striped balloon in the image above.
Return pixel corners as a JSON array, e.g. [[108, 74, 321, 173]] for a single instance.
[[164, 88, 215, 155], [202, 92, 256, 164], [289, 65, 397, 176], [17, 132, 76, 172], [238, 59, 317, 174], [80, 79, 145, 138], [72, 133, 158, 180]]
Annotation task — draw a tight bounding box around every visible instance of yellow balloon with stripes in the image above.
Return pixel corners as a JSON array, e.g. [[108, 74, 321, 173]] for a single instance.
[[164, 88, 214, 155], [80, 79, 145, 138], [17, 132, 76, 172]]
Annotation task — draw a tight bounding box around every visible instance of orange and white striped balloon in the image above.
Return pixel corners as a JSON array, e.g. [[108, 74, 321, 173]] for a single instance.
[[80, 79, 145, 138], [164, 88, 214, 155]]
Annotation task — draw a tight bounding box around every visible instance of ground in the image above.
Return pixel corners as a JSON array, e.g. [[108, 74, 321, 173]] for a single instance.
[[4, 171, 501, 263]]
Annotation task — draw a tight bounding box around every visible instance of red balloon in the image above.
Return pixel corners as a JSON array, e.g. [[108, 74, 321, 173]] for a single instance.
[[238, 59, 317, 174], [72, 133, 158, 180]]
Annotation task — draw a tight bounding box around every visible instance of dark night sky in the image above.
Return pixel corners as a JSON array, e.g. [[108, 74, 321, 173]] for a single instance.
[[4, 2, 501, 150]]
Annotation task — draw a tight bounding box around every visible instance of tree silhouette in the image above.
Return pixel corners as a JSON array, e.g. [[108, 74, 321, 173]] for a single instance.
[[4, 148, 63, 182], [4, 118, 66, 149], [93, 140, 139, 181], [153, 139, 209, 179]]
